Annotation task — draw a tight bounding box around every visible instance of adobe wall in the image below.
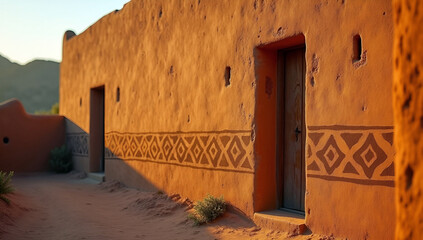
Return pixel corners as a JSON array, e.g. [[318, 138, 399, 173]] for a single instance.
[[0, 99, 65, 172], [60, 0, 394, 239], [393, 0, 423, 239]]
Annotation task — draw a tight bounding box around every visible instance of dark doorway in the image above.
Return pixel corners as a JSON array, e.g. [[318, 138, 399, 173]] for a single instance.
[[90, 86, 105, 172], [277, 46, 306, 212]]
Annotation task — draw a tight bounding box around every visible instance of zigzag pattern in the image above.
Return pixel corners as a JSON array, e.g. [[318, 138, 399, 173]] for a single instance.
[[104, 131, 254, 173], [66, 133, 89, 156]]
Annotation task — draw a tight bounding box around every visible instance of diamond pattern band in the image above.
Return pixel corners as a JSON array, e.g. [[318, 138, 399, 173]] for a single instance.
[[307, 126, 394, 187], [66, 125, 394, 186], [66, 130, 254, 173]]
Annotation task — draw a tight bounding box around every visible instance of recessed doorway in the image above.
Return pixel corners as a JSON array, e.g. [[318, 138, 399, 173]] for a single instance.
[[277, 46, 306, 212], [90, 85, 105, 173]]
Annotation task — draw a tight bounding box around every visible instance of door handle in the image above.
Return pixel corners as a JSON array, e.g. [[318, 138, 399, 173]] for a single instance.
[[295, 127, 301, 141]]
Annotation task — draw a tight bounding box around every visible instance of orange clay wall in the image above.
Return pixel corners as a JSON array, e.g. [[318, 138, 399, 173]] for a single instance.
[[60, 0, 394, 239], [393, 0, 423, 239], [0, 99, 65, 172]]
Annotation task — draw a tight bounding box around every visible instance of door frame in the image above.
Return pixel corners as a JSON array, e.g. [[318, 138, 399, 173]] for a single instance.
[[89, 85, 105, 173], [252, 33, 306, 213], [276, 45, 306, 212]]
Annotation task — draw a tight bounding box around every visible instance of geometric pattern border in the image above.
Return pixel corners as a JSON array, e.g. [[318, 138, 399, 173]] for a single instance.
[[307, 125, 395, 187], [66, 126, 393, 182], [104, 130, 254, 173], [66, 133, 89, 157]]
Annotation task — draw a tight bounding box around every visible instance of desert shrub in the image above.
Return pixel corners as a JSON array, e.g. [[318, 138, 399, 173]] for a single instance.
[[188, 194, 226, 225], [34, 109, 49, 115], [49, 102, 59, 114], [49, 144, 72, 173], [0, 171, 14, 205], [34, 102, 59, 115]]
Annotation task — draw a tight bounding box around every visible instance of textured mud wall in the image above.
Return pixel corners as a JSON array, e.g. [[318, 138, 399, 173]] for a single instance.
[[393, 0, 423, 239], [60, 0, 394, 238], [65, 119, 89, 172], [0, 99, 65, 172]]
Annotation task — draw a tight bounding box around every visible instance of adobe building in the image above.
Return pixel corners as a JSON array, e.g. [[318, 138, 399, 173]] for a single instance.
[[393, 0, 423, 239], [0, 99, 65, 172], [60, 0, 395, 239]]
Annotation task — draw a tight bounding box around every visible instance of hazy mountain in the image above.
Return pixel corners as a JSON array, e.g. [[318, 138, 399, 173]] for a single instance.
[[0, 54, 59, 113]]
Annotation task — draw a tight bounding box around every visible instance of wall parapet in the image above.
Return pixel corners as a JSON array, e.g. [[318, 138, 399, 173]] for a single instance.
[[0, 99, 65, 172]]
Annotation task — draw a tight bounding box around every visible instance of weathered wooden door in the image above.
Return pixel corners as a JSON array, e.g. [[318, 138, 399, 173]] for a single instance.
[[279, 47, 305, 212], [90, 86, 105, 172]]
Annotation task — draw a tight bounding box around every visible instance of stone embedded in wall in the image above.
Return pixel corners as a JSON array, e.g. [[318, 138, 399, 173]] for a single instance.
[[309, 54, 320, 87], [353, 50, 368, 68], [307, 125, 395, 187]]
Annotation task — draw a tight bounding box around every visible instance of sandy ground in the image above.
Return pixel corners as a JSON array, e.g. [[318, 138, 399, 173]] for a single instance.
[[0, 173, 337, 240]]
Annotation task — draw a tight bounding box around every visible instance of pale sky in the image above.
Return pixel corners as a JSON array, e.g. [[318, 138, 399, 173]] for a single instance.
[[0, 0, 129, 65]]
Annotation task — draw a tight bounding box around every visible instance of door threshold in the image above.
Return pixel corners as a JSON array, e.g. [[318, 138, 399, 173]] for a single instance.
[[253, 210, 307, 236], [280, 207, 305, 216], [87, 172, 105, 182]]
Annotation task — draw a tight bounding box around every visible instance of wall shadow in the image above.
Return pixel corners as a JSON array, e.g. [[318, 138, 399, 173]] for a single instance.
[[64, 118, 257, 233], [65, 117, 158, 191]]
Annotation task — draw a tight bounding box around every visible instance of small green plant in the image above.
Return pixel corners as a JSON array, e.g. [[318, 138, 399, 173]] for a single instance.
[[49, 144, 72, 173], [34, 102, 59, 115], [188, 194, 226, 225], [49, 102, 59, 114], [0, 171, 14, 205]]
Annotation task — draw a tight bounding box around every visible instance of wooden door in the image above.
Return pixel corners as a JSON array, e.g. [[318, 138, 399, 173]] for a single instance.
[[280, 47, 305, 212], [90, 86, 105, 172]]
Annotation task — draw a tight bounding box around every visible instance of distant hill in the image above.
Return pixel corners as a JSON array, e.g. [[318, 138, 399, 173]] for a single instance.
[[0, 54, 59, 113]]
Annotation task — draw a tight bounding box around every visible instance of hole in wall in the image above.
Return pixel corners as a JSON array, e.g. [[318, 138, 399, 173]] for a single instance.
[[414, 66, 420, 77], [402, 94, 412, 111], [116, 87, 120, 102], [276, 27, 283, 35], [224, 66, 231, 87], [3, 137, 9, 144], [80, 98, 82, 107], [353, 34, 362, 62], [405, 165, 414, 190], [406, 52, 412, 61]]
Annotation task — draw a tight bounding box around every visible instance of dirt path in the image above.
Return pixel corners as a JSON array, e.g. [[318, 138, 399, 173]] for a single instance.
[[0, 173, 331, 240]]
